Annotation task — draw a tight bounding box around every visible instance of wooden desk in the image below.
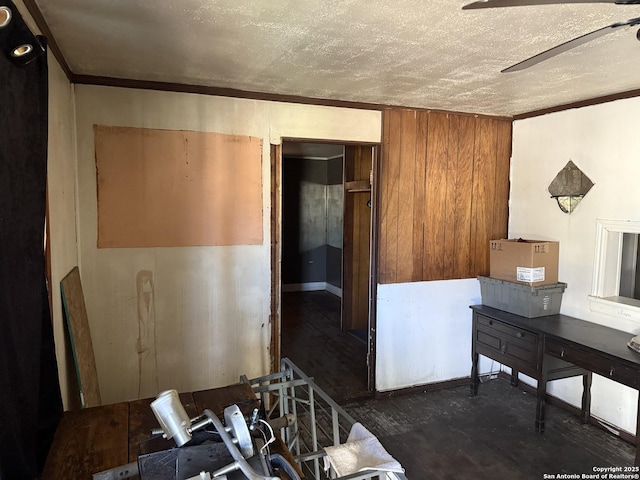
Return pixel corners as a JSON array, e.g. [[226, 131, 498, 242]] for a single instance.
[[470, 305, 640, 465], [42, 383, 298, 479]]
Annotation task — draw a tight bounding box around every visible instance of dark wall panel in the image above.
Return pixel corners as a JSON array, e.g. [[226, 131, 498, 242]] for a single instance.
[[326, 246, 342, 288]]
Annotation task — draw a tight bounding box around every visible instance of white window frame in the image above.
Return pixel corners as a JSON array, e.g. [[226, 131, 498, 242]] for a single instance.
[[589, 219, 640, 322]]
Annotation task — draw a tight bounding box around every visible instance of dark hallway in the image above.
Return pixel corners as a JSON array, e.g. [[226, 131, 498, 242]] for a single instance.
[[281, 290, 369, 401]]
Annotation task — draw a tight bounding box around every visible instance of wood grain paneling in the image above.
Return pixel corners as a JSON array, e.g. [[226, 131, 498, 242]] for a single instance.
[[343, 146, 372, 331], [412, 112, 428, 281], [424, 112, 449, 281], [396, 110, 417, 283], [493, 120, 512, 242], [470, 118, 498, 276], [453, 116, 476, 279], [379, 109, 511, 284], [443, 115, 460, 278], [379, 110, 402, 283]]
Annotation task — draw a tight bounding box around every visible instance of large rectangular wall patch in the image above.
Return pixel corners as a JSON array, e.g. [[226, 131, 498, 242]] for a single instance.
[[95, 125, 263, 248]]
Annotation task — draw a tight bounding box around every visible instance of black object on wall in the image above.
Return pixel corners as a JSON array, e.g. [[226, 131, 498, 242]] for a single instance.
[[0, 1, 62, 478]]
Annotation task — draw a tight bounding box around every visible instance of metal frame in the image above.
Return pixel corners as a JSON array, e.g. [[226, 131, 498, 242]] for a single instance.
[[241, 358, 408, 480]]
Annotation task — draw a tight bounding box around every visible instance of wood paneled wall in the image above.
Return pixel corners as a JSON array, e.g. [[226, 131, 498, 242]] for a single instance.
[[379, 109, 511, 284]]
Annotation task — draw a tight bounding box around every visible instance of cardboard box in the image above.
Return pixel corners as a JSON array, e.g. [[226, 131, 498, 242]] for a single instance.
[[489, 239, 559, 286]]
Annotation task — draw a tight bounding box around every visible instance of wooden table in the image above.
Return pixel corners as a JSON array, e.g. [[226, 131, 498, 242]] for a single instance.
[[42, 383, 299, 479], [470, 305, 640, 465]]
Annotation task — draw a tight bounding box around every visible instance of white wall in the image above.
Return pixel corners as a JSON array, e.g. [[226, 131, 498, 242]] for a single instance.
[[512, 97, 640, 434], [376, 278, 494, 391], [74, 85, 381, 404]]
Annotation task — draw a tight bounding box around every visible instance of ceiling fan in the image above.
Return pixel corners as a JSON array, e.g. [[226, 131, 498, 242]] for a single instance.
[[462, 0, 640, 72]]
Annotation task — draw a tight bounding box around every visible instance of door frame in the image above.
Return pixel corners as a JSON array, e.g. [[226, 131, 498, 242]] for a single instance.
[[368, 145, 380, 391], [269, 143, 283, 375], [270, 139, 380, 392]]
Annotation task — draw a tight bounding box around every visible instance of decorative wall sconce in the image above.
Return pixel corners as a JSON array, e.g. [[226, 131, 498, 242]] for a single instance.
[[0, 1, 46, 67], [548, 160, 594, 214]]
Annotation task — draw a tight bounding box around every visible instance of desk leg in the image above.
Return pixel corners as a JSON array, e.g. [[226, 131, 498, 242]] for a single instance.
[[471, 350, 479, 396], [635, 396, 640, 466], [582, 372, 592, 424], [536, 368, 548, 434], [511, 369, 519, 387]]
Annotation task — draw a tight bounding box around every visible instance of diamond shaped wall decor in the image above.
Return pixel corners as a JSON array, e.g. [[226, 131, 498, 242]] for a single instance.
[[548, 160, 594, 214]]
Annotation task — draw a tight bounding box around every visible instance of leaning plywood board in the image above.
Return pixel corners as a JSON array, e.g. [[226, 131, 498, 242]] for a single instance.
[[61, 267, 101, 408], [94, 125, 263, 248]]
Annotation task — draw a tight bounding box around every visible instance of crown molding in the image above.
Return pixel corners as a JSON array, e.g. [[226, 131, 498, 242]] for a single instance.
[[22, 0, 72, 80]]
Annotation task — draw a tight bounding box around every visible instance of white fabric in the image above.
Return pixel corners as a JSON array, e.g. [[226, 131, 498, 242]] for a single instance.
[[323, 422, 405, 478]]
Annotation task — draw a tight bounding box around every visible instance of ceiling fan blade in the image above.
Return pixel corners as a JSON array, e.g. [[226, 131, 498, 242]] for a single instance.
[[502, 17, 640, 72], [462, 0, 639, 9]]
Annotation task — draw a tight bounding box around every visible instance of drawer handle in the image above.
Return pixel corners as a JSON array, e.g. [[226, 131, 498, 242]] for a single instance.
[[489, 320, 493, 326], [516, 332, 524, 338], [610, 367, 615, 376], [500, 342, 506, 355], [560, 349, 565, 358]]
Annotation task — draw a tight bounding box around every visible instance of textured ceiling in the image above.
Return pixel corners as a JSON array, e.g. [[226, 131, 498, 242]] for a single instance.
[[33, 0, 640, 116]]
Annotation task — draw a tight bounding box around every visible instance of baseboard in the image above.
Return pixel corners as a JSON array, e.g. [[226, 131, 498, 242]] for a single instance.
[[325, 283, 342, 298], [375, 376, 470, 399], [282, 282, 326, 292], [282, 282, 342, 297], [497, 372, 636, 446]]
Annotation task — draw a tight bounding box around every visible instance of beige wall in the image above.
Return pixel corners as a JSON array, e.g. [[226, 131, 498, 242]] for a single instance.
[[74, 85, 381, 404], [47, 55, 79, 410], [512, 97, 640, 435]]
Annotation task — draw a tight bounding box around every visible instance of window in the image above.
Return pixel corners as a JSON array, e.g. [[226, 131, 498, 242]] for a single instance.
[[589, 219, 640, 322], [619, 233, 640, 300]]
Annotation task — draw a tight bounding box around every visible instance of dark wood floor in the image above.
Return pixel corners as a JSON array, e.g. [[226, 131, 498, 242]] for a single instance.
[[280, 290, 636, 479], [281, 290, 369, 401], [346, 379, 635, 479]]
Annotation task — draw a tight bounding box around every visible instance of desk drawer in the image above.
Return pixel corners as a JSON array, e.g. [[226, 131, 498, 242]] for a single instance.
[[476, 315, 537, 345], [475, 315, 539, 372], [546, 338, 640, 389]]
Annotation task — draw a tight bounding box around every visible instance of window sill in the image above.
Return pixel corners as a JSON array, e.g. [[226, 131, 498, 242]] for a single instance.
[[587, 295, 640, 323]]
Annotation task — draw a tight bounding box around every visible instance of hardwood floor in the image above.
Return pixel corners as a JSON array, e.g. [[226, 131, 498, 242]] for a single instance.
[[281, 290, 369, 401], [280, 290, 636, 479], [345, 379, 635, 479]]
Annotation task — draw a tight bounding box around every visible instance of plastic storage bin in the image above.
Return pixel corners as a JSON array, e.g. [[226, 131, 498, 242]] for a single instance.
[[478, 276, 567, 318]]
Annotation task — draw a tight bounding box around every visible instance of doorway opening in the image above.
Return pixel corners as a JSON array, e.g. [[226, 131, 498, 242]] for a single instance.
[[271, 141, 378, 401]]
